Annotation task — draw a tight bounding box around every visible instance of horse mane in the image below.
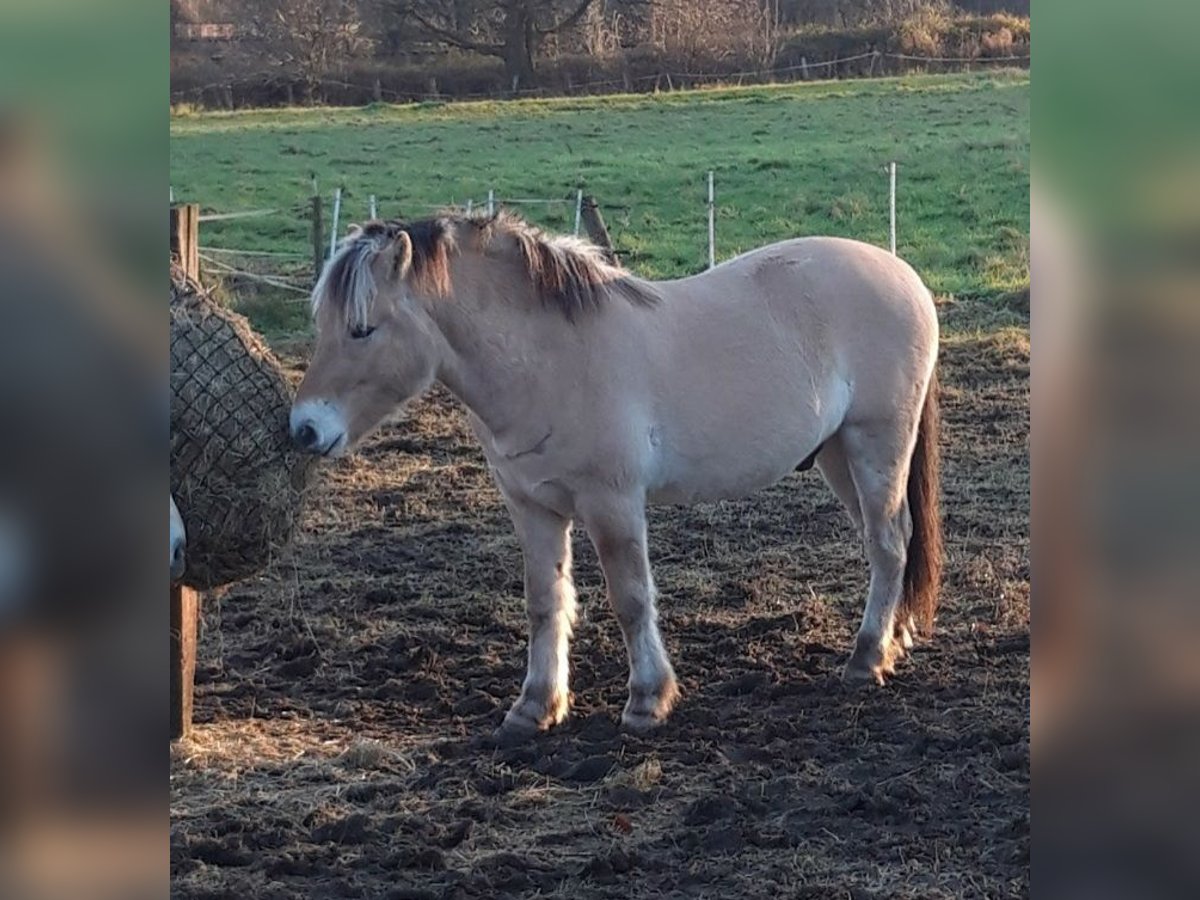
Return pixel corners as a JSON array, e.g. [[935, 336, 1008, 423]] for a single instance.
[[313, 209, 657, 328]]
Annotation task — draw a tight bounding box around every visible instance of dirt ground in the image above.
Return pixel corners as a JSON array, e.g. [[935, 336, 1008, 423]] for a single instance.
[[170, 325, 1030, 899]]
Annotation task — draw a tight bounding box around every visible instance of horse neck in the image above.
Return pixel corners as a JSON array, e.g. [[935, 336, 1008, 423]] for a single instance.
[[424, 252, 565, 440]]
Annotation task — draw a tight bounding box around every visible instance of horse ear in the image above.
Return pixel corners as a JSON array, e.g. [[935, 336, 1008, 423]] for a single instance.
[[374, 229, 413, 284]]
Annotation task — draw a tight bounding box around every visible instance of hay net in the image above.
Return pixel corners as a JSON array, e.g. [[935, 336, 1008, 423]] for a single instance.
[[170, 266, 315, 589]]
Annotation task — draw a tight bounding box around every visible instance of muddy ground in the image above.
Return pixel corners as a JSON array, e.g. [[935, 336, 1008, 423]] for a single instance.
[[170, 325, 1029, 899]]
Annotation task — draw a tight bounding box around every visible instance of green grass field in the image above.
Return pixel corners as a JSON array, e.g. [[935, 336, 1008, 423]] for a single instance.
[[170, 71, 1028, 339]]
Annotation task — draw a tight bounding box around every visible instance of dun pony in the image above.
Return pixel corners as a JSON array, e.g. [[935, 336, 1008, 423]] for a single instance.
[[293, 210, 941, 736]]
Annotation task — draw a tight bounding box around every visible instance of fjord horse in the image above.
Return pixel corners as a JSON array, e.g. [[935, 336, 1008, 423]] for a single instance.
[[291, 212, 940, 736]]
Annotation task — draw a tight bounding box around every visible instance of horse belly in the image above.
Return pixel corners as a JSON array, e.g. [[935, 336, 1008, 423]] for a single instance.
[[643, 360, 848, 506], [646, 423, 822, 505]]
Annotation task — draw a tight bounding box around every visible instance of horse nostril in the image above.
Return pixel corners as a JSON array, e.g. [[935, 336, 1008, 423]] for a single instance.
[[295, 422, 319, 450]]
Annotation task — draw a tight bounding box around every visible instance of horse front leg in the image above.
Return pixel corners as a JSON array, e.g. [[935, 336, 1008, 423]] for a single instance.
[[582, 499, 679, 731], [500, 497, 577, 736]]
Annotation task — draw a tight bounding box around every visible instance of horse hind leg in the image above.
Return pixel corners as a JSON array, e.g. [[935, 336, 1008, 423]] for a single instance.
[[816, 435, 863, 534], [819, 437, 916, 659], [838, 422, 915, 685]]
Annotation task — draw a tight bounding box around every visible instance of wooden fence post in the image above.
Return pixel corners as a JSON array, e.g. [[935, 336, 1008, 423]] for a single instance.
[[170, 204, 199, 281], [580, 196, 618, 265], [170, 584, 199, 740], [311, 193, 324, 282]]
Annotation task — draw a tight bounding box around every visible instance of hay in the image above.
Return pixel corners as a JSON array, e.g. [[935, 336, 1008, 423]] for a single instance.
[[170, 266, 315, 589]]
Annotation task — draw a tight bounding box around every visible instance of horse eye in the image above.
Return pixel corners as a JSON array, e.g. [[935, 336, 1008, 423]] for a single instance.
[[349, 325, 376, 340]]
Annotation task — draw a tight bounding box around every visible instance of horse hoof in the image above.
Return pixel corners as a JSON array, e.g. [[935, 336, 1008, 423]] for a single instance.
[[492, 715, 541, 746], [620, 709, 669, 733], [491, 724, 536, 747], [842, 661, 886, 686], [621, 677, 679, 732], [844, 632, 903, 686]]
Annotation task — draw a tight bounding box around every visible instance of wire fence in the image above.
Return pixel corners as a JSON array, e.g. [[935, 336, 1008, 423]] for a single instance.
[[180, 160, 911, 301], [170, 50, 1029, 106], [185, 191, 586, 301]]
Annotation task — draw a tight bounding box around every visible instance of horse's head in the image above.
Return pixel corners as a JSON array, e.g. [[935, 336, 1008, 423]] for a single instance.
[[291, 222, 450, 457]]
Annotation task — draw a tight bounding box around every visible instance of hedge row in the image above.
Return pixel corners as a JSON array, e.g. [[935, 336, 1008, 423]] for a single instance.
[[170, 14, 1029, 110]]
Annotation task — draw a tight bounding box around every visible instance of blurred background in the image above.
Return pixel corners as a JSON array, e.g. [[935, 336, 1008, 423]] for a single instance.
[[1035, 1, 1200, 896], [1, 0, 1198, 896], [0, 2, 163, 899]]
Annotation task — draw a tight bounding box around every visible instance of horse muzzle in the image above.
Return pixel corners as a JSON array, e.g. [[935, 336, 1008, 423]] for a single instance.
[[289, 400, 348, 457], [170, 539, 186, 582]]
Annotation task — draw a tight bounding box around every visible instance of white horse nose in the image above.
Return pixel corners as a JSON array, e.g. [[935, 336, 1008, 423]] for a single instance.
[[171, 537, 186, 582], [292, 420, 321, 451], [170, 494, 187, 582], [289, 400, 347, 456]]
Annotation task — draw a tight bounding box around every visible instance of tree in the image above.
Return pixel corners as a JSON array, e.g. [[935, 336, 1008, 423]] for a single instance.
[[398, 1, 598, 90], [781, 0, 950, 27], [257, 0, 374, 103], [647, 1, 781, 72], [836, 0, 950, 27]]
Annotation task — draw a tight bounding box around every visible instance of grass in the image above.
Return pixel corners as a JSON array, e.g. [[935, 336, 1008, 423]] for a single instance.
[[170, 71, 1029, 341]]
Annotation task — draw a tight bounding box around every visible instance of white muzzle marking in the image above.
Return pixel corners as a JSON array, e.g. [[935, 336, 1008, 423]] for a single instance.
[[290, 399, 349, 457]]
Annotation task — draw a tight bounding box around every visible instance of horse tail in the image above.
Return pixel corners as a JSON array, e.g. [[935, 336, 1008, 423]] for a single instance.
[[901, 366, 942, 635]]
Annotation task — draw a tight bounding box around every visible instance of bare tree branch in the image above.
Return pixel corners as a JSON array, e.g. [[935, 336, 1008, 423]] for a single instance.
[[400, 3, 505, 56], [537, 0, 596, 36], [397, 0, 600, 86]]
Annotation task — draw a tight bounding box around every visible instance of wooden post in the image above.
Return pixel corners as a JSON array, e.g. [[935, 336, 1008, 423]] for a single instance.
[[170, 204, 199, 281], [580, 196, 618, 265], [170, 585, 199, 740], [311, 193, 324, 282]]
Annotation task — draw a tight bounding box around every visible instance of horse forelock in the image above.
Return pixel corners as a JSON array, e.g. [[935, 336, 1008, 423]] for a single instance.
[[311, 231, 385, 331]]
